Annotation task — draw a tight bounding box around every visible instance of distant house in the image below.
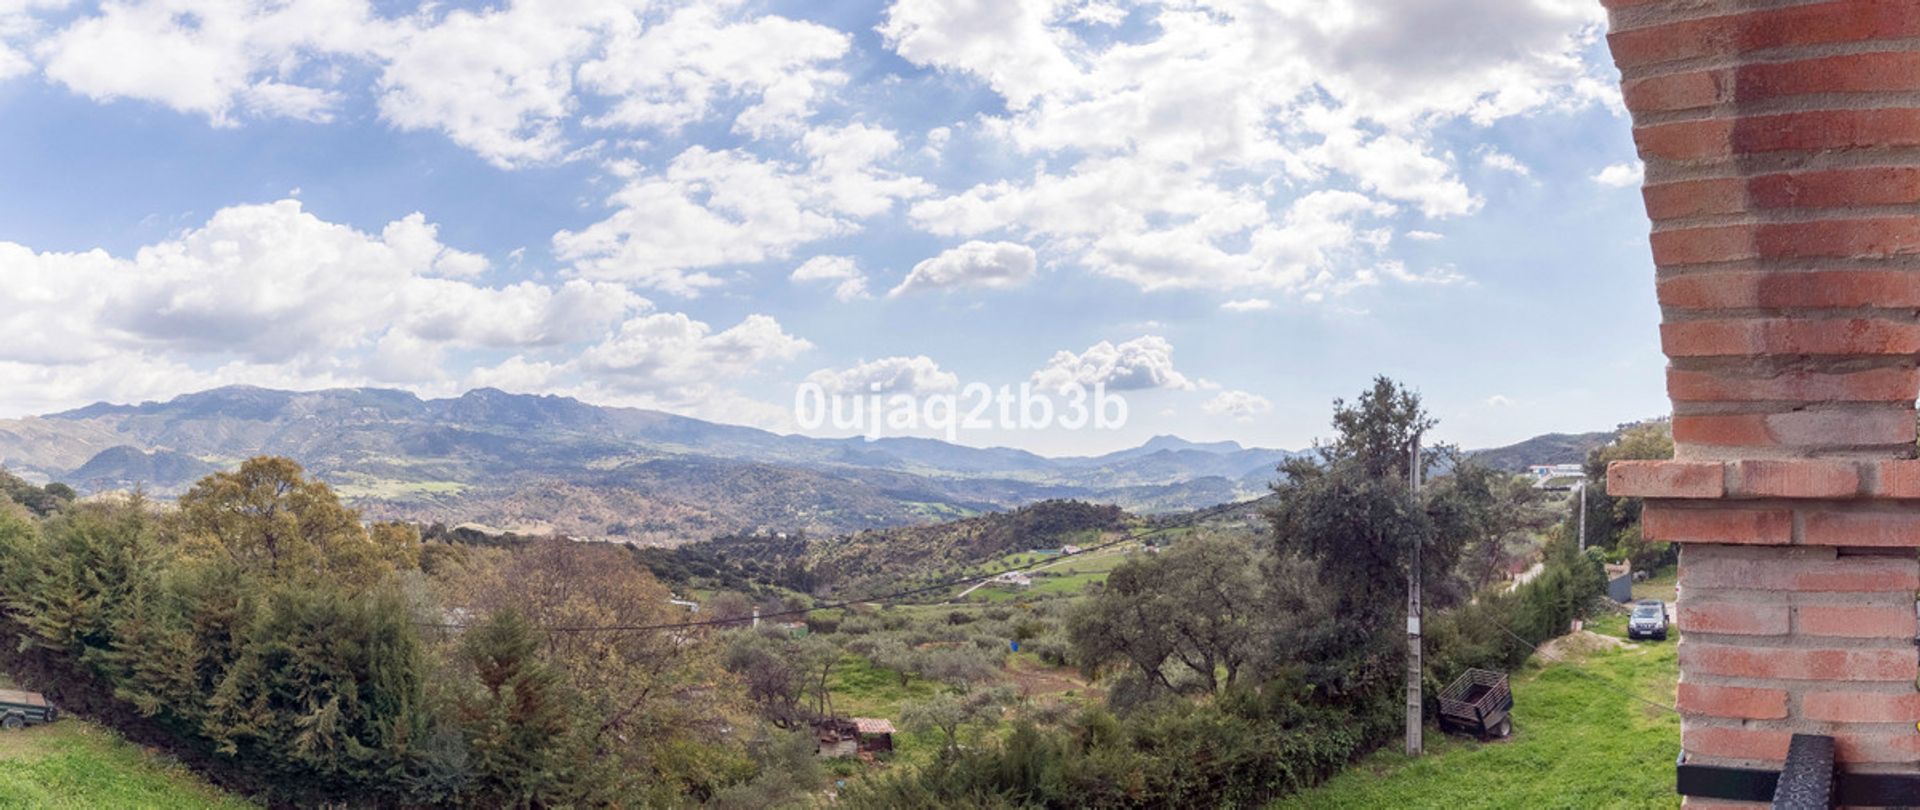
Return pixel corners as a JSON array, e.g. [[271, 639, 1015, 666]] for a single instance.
[[995, 571, 1032, 588], [1061, 544, 1084, 555], [1526, 463, 1586, 489], [667, 598, 700, 613], [813, 717, 895, 757], [852, 718, 895, 752]]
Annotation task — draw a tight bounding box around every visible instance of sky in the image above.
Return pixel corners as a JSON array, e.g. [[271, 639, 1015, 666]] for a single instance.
[[0, 0, 1668, 456]]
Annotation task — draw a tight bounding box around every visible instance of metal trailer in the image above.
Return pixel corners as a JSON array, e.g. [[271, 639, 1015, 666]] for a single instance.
[[0, 690, 58, 730], [1436, 668, 1513, 740]]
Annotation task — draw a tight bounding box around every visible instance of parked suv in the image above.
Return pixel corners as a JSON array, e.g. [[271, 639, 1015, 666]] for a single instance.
[[1627, 600, 1669, 641]]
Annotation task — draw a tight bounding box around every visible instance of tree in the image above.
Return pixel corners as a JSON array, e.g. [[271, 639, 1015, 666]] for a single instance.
[[900, 688, 1010, 758], [1428, 460, 1553, 593], [1577, 421, 1674, 567], [1067, 535, 1261, 696], [457, 608, 588, 806], [1267, 377, 1469, 697], [172, 457, 393, 587]]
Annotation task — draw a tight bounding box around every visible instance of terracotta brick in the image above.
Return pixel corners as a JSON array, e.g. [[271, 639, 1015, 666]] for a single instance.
[[1802, 510, 1920, 547], [1681, 725, 1791, 763], [1835, 732, 1920, 764], [1727, 459, 1859, 498], [1671, 410, 1916, 449], [1608, 460, 1723, 499], [1627, 53, 1920, 113], [1642, 178, 1743, 220], [1643, 507, 1790, 544], [1798, 604, 1919, 639], [1678, 601, 1788, 635], [1635, 111, 1920, 162], [1803, 690, 1920, 723], [1873, 461, 1920, 498], [1681, 643, 1918, 681], [1667, 367, 1920, 404], [1677, 682, 1788, 720], [1608, 1, 1920, 69], [1652, 219, 1920, 265], [1622, 70, 1724, 112], [1657, 271, 1920, 310], [1683, 552, 1919, 593], [1661, 320, 1920, 358], [1750, 168, 1920, 211]]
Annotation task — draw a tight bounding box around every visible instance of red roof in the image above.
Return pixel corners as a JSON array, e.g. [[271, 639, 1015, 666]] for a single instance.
[[852, 717, 895, 735]]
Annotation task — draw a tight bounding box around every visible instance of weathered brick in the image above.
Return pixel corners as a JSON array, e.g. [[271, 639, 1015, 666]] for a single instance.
[[1750, 168, 1920, 211], [1727, 460, 1859, 498], [1608, 460, 1724, 499], [1644, 507, 1790, 544], [1681, 643, 1918, 681], [1677, 682, 1788, 720], [1667, 367, 1920, 404], [1834, 732, 1920, 764], [1661, 320, 1920, 358], [1802, 510, 1920, 547], [1681, 725, 1791, 763], [1803, 690, 1920, 723], [1657, 271, 1920, 310], [1873, 460, 1920, 498], [1652, 219, 1920, 265], [1797, 604, 1918, 639], [1636, 111, 1920, 162], [1631, 54, 1920, 113], [1678, 600, 1788, 635], [1672, 410, 1915, 450], [1608, 1, 1920, 69], [1683, 550, 1919, 593]]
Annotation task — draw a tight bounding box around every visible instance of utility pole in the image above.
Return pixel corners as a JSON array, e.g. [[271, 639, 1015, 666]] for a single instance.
[[1576, 480, 1588, 552], [1406, 432, 1423, 757]]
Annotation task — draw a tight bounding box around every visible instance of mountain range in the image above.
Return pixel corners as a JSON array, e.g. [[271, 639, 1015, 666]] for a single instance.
[[0, 385, 1617, 543]]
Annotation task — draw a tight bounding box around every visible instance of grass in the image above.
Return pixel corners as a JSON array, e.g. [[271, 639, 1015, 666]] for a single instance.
[[1275, 620, 1680, 810], [0, 720, 253, 809], [1631, 565, 1678, 605]]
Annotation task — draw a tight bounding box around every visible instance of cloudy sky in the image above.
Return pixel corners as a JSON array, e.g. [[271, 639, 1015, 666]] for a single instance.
[[0, 0, 1666, 455]]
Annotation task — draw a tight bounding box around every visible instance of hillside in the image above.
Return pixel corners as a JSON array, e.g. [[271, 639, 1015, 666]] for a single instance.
[[0, 386, 1301, 540], [1468, 429, 1621, 472]]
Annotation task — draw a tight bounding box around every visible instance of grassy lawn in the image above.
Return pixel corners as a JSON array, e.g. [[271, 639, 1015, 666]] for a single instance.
[[0, 720, 252, 809], [1632, 565, 1678, 605], [1275, 622, 1679, 810]]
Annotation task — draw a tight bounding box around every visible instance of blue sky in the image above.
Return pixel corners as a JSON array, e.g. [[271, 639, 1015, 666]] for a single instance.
[[0, 0, 1666, 455]]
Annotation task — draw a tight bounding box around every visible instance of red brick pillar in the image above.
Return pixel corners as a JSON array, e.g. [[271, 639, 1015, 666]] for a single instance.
[[1600, 0, 1920, 803]]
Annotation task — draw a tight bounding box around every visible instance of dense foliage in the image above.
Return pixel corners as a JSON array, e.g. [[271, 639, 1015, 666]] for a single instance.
[[0, 458, 801, 807]]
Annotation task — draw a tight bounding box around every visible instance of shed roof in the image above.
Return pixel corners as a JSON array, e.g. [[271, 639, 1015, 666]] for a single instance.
[[852, 717, 895, 735]]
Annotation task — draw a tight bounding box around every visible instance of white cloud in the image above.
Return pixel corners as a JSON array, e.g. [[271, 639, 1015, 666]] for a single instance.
[[557, 136, 928, 295], [890, 240, 1036, 296], [1203, 389, 1273, 421], [1593, 161, 1644, 188], [39, 0, 379, 125], [1477, 147, 1532, 177], [1486, 394, 1515, 407], [887, 0, 1607, 297], [790, 255, 870, 301], [0, 199, 814, 420], [805, 356, 958, 395], [1405, 230, 1444, 241], [1221, 298, 1272, 312], [1032, 335, 1192, 394], [575, 312, 811, 391]]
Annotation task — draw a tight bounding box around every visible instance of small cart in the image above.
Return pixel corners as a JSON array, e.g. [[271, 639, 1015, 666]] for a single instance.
[[1437, 668, 1512, 740], [0, 690, 58, 730]]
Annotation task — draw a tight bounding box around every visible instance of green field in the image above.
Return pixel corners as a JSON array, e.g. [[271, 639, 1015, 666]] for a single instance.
[[0, 720, 252, 809], [1275, 620, 1680, 810]]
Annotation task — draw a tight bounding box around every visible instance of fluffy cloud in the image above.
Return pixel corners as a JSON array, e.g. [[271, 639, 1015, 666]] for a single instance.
[[1477, 147, 1532, 177], [30, 0, 852, 168], [1593, 161, 1644, 188], [790, 255, 870, 301], [1202, 390, 1273, 421], [1221, 298, 1272, 312], [0, 200, 808, 419], [888, 0, 1607, 295], [39, 0, 380, 125], [556, 133, 928, 295], [890, 240, 1036, 296], [805, 355, 958, 395], [1031, 335, 1192, 394]]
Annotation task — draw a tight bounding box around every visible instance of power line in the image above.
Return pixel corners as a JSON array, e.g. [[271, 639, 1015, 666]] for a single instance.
[[1486, 619, 1679, 716], [418, 512, 1210, 634]]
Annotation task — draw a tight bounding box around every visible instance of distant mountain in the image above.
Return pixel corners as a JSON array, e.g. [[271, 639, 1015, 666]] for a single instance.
[[1467, 429, 1622, 472], [0, 386, 1304, 541]]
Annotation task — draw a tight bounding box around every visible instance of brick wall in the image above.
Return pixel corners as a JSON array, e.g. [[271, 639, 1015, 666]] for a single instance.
[[1599, 0, 1920, 805]]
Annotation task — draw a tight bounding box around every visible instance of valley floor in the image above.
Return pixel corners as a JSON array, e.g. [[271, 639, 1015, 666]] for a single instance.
[[1273, 612, 1680, 809]]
